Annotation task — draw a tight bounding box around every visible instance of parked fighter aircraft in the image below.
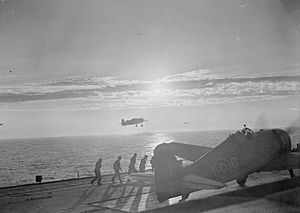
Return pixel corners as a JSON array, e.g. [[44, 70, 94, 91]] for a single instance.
[[148, 127, 300, 202], [121, 118, 148, 127]]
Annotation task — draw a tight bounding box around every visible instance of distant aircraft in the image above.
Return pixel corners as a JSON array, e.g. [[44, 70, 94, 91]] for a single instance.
[[130, 127, 300, 202], [121, 118, 148, 127], [183, 122, 188, 125]]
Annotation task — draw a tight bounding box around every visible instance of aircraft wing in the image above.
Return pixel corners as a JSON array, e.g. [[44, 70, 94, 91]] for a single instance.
[[166, 142, 212, 162], [259, 152, 300, 171], [183, 175, 226, 190], [128, 172, 225, 190]]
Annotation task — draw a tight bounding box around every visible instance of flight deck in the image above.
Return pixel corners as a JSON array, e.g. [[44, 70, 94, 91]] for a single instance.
[[0, 170, 299, 213]]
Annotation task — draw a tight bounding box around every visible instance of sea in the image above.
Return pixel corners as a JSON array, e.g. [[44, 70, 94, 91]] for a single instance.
[[0, 130, 299, 188]]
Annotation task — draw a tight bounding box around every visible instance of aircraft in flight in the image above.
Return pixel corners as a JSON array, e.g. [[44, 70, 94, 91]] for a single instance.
[[132, 127, 300, 202], [121, 118, 148, 127]]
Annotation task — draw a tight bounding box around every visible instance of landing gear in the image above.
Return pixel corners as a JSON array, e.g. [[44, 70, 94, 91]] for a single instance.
[[289, 169, 295, 178], [141, 124, 144, 127], [136, 124, 138, 127], [179, 193, 190, 202], [237, 176, 248, 187]]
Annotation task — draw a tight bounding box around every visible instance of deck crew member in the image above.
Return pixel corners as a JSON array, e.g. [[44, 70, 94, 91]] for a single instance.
[[91, 158, 102, 185], [139, 155, 148, 173], [128, 153, 138, 174], [112, 156, 123, 183], [242, 124, 253, 135]]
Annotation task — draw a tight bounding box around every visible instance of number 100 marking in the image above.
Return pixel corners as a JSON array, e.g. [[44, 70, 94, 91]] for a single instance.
[[209, 157, 240, 177]]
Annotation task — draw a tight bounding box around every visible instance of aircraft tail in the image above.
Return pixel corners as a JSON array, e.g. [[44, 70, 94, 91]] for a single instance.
[[153, 143, 224, 202], [121, 119, 125, 126]]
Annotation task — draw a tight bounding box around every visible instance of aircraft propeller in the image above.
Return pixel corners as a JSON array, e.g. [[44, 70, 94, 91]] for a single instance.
[[285, 120, 300, 135], [254, 112, 269, 130], [255, 112, 299, 135]]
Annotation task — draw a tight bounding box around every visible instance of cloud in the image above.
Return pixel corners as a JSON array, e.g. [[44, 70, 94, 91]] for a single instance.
[[0, 71, 299, 110], [157, 69, 217, 82]]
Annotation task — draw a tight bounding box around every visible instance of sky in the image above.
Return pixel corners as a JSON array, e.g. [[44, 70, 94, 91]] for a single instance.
[[0, 0, 299, 139]]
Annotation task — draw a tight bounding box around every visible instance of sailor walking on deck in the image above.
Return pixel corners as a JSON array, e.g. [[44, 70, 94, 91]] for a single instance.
[[128, 153, 138, 174], [112, 156, 123, 183], [139, 155, 148, 173], [91, 158, 102, 185]]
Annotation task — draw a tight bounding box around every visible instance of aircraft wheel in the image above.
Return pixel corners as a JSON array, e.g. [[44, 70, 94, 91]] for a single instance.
[[141, 124, 144, 127], [136, 125, 138, 127], [289, 169, 295, 178], [181, 192, 190, 200], [237, 176, 247, 187], [157, 194, 167, 202]]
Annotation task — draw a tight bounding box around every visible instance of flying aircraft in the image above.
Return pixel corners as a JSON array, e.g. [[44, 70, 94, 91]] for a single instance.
[[133, 127, 300, 202], [121, 118, 148, 127]]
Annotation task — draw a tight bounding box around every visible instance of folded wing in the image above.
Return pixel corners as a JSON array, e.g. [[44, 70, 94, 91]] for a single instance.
[[165, 142, 212, 162], [183, 175, 226, 190]]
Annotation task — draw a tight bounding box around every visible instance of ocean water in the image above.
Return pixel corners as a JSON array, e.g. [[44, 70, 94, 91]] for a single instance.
[[0, 130, 299, 188]]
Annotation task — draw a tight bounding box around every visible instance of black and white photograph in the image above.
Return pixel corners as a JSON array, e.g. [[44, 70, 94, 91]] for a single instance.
[[0, 0, 299, 212]]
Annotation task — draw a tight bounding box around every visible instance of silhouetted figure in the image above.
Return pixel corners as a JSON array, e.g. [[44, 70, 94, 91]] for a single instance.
[[139, 155, 148, 172], [91, 158, 102, 185], [128, 153, 137, 174], [112, 156, 123, 183], [242, 124, 253, 135], [150, 156, 155, 172]]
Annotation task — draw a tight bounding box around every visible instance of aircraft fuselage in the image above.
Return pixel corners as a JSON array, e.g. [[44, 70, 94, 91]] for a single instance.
[[187, 129, 290, 183], [121, 118, 145, 127], [154, 129, 292, 201]]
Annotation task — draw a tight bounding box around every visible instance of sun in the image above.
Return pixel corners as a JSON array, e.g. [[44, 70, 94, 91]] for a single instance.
[[153, 88, 161, 95], [148, 83, 167, 98]]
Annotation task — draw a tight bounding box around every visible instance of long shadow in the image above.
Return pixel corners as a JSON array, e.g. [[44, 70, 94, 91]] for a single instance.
[[129, 185, 143, 212], [145, 185, 157, 210], [88, 181, 155, 212], [114, 185, 136, 210], [68, 186, 97, 211], [100, 184, 119, 202], [129, 182, 157, 212], [89, 183, 136, 210], [143, 177, 300, 213]]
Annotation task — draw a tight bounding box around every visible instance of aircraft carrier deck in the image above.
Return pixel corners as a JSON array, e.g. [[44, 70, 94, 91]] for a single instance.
[[0, 170, 299, 213]]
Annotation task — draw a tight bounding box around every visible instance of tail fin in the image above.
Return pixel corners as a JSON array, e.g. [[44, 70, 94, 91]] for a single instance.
[[153, 144, 184, 201], [153, 143, 224, 202], [121, 119, 125, 126]]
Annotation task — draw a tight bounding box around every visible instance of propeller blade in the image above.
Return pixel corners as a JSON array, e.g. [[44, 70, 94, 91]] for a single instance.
[[285, 119, 300, 135], [254, 112, 269, 130]]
